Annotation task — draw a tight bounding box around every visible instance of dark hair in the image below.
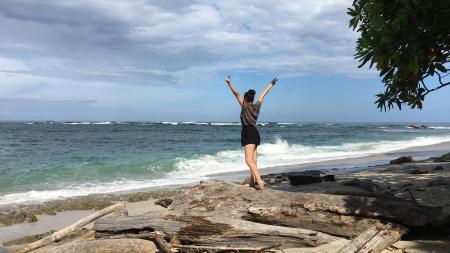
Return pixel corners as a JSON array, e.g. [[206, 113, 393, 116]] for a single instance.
[[243, 89, 256, 103]]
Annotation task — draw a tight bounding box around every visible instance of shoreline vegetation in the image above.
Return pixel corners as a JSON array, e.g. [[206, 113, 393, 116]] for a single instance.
[[1, 150, 450, 252]]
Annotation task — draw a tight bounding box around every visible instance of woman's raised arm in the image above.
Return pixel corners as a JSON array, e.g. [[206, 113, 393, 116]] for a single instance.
[[258, 77, 278, 103], [225, 75, 243, 106]]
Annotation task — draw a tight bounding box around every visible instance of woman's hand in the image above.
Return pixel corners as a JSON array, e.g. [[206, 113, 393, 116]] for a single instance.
[[225, 75, 231, 84], [224, 75, 243, 105], [258, 77, 278, 103], [270, 77, 279, 85]]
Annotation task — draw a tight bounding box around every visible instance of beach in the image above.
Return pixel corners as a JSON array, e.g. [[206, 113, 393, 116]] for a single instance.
[[2, 0, 449, 251], [1, 140, 450, 252]]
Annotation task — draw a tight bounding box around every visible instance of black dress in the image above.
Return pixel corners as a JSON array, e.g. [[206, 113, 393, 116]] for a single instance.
[[240, 101, 262, 147]]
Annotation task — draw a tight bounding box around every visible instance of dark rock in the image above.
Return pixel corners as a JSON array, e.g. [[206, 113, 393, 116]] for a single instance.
[[287, 170, 322, 185], [322, 175, 336, 182], [435, 152, 450, 162], [390, 156, 414, 164], [426, 180, 448, 187], [261, 173, 288, 184], [154, 198, 173, 208], [342, 178, 386, 194], [433, 166, 444, 171], [401, 183, 413, 188], [409, 169, 430, 174], [268, 178, 278, 184]]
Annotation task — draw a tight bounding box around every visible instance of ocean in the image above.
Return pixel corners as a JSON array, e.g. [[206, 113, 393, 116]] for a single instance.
[[1, 121, 450, 205]]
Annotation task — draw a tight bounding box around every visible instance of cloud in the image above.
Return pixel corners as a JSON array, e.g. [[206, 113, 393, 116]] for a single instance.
[[0, 57, 30, 71], [0, 0, 366, 85], [0, 0, 382, 121]]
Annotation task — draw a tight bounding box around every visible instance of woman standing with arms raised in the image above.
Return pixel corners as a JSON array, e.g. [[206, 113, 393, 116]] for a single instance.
[[225, 75, 279, 190]]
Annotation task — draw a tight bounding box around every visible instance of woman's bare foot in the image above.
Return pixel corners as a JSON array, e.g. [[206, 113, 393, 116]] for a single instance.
[[255, 179, 265, 191]]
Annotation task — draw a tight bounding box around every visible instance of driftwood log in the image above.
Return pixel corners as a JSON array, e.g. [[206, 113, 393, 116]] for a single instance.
[[171, 244, 280, 252], [94, 214, 339, 248], [13, 202, 125, 253], [167, 181, 441, 237], [337, 224, 407, 253], [31, 238, 157, 253], [247, 206, 388, 237]]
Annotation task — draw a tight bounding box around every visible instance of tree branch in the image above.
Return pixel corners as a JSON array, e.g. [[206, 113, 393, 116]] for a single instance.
[[420, 72, 450, 99]]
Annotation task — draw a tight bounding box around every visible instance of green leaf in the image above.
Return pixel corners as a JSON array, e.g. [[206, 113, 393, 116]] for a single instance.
[[435, 63, 447, 73], [407, 57, 419, 72], [372, 16, 384, 30], [358, 51, 374, 68]]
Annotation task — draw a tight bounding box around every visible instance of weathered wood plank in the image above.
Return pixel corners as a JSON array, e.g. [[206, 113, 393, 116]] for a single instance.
[[337, 224, 407, 253], [31, 238, 157, 253]]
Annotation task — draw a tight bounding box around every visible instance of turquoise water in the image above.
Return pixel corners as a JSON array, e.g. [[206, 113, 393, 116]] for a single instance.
[[1, 121, 450, 204]]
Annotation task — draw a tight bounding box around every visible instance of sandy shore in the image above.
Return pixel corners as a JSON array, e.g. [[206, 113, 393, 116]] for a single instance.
[[1, 142, 449, 252]]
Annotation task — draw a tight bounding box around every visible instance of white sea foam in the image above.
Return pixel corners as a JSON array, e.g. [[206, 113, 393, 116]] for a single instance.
[[3, 135, 450, 205], [429, 126, 450, 130], [170, 135, 450, 179], [181, 122, 210, 125], [210, 122, 240, 126], [93, 121, 112, 125], [161, 121, 178, 125], [0, 177, 202, 205], [62, 122, 91, 125]]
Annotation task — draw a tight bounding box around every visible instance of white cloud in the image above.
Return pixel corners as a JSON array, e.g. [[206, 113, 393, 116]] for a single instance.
[[0, 57, 30, 71], [0, 0, 374, 112], [0, 0, 366, 81]]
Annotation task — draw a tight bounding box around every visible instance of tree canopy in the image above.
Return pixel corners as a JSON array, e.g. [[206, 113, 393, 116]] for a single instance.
[[348, 0, 450, 110]]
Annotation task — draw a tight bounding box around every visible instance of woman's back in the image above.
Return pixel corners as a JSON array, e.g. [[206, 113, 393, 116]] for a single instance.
[[240, 101, 261, 127]]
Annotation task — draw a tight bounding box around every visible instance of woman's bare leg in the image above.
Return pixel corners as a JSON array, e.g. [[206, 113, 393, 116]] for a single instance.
[[248, 174, 255, 187], [244, 144, 264, 189], [249, 147, 257, 186]]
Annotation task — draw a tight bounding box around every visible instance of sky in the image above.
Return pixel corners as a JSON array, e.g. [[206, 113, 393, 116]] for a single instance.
[[0, 0, 449, 122]]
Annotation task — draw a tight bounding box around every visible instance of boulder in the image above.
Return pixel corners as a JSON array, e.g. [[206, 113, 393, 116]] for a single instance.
[[433, 166, 444, 171], [390, 156, 414, 164], [435, 152, 450, 162], [154, 198, 173, 208], [287, 170, 322, 185]]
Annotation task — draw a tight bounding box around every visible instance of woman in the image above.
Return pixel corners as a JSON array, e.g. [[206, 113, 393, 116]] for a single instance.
[[225, 75, 279, 190]]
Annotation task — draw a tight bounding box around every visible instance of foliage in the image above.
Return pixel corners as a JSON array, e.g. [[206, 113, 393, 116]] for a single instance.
[[348, 0, 450, 110]]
